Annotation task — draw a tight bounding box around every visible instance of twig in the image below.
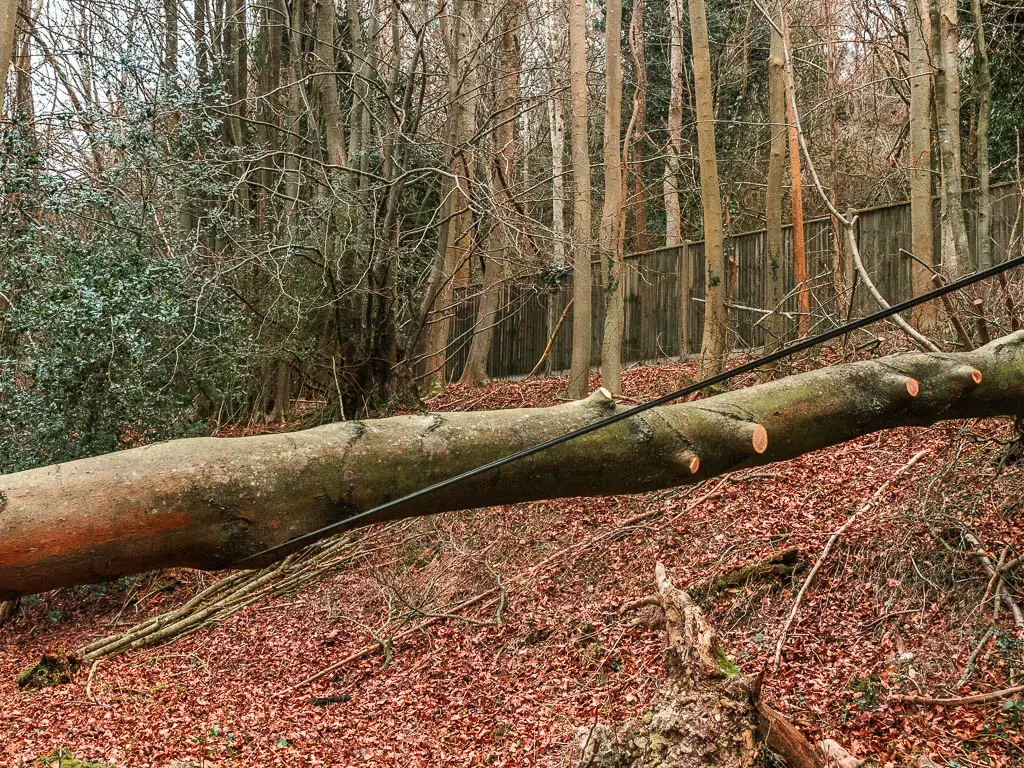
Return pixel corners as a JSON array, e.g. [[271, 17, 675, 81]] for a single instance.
[[526, 298, 573, 379], [1000, 553, 1023, 574], [932, 273, 975, 350], [958, 625, 994, 687], [85, 660, 100, 702], [893, 684, 1024, 706], [281, 478, 729, 696], [773, 450, 927, 671], [997, 271, 1020, 331], [846, 214, 941, 352], [964, 532, 1024, 634]]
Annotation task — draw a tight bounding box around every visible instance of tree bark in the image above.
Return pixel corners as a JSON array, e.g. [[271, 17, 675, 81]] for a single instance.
[[566, 0, 592, 400], [907, 0, 938, 332], [3, 332, 1023, 599], [316, 0, 348, 168], [600, 0, 625, 394], [765, 13, 787, 351], [424, 0, 482, 392], [688, 0, 727, 379], [627, 0, 648, 253], [543, 0, 567, 267], [928, 0, 970, 278], [0, 0, 17, 91], [783, 15, 809, 337], [459, 0, 522, 386], [971, 0, 992, 270], [663, 0, 683, 249]]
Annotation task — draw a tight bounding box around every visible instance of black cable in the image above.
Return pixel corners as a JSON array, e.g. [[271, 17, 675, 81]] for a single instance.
[[230, 253, 1024, 569]]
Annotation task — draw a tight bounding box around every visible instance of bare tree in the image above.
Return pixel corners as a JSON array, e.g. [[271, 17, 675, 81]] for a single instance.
[[928, 0, 970, 279], [689, 0, 727, 379], [425, 0, 484, 391], [566, 0, 592, 400], [0, 0, 16, 89], [971, 0, 992, 270], [626, 0, 648, 253], [783, 12, 809, 337], [907, 0, 938, 332], [460, 0, 524, 385], [599, 0, 625, 393], [765, 8, 787, 350], [663, 0, 684, 250], [542, 0, 567, 267]]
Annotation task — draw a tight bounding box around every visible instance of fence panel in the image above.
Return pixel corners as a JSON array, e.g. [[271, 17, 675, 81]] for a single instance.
[[442, 182, 1021, 380]]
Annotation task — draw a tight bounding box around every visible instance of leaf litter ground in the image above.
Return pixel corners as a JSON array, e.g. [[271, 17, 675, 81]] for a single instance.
[[1, 357, 1022, 766]]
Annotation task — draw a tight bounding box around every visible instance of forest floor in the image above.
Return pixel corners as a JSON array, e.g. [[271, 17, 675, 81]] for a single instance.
[[1, 350, 1023, 767]]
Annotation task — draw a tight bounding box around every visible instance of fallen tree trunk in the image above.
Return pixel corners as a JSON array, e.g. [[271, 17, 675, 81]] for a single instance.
[[3, 333, 1024, 599]]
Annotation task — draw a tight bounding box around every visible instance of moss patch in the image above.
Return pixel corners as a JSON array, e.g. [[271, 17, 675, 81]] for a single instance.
[[17, 653, 82, 689], [36, 749, 117, 768], [715, 647, 741, 677]]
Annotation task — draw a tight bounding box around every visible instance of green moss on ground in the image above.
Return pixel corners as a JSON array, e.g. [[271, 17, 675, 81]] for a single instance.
[[35, 749, 118, 768], [16, 653, 82, 689]]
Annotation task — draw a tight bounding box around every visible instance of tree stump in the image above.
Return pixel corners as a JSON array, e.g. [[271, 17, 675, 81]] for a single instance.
[[577, 564, 838, 768]]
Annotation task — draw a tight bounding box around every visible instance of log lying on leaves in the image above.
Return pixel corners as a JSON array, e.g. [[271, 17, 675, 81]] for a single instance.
[[709, 547, 802, 593], [3, 333, 1024, 599]]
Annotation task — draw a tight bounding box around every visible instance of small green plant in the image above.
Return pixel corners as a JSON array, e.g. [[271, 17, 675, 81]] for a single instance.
[[1001, 697, 1024, 724], [849, 675, 881, 711]]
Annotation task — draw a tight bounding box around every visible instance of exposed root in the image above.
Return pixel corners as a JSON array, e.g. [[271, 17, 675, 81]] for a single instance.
[[0, 597, 19, 625], [574, 564, 843, 768]]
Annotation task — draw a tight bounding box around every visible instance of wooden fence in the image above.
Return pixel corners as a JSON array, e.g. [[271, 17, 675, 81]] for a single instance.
[[445, 182, 1023, 380]]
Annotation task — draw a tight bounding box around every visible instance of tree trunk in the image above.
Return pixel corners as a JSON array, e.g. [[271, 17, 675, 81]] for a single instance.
[[663, 0, 683, 249], [346, 0, 366, 178], [543, 0, 567, 268], [316, 0, 348, 168], [12, 0, 33, 128], [627, 0, 648, 253], [783, 15, 809, 337], [765, 13, 787, 351], [0, 0, 17, 89], [689, 0, 727, 379], [600, 0, 625, 394], [928, 0, 970, 278], [567, 0, 592, 400], [971, 0, 992, 270], [459, 245, 503, 386], [908, 0, 938, 332], [459, 0, 522, 386], [3, 332, 1023, 599], [424, 0, 481, 392]]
